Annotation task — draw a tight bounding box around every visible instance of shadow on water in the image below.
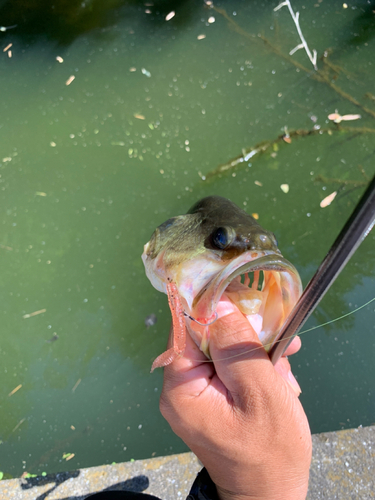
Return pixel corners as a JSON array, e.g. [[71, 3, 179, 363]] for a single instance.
[[0, 0, 200, 45], [345, 0, 375, 46]]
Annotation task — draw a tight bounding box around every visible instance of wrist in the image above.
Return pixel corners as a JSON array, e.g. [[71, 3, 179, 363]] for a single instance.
[[187, 467, 308, 500], [216, 479, 308, 500]]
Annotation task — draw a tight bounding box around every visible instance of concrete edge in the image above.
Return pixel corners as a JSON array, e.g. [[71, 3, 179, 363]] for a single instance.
[[0, 425, 374, 499]]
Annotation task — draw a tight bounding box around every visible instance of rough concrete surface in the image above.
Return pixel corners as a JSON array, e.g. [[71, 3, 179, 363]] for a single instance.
[[308, 426, 375, 499], [0, 426, 374, 499]]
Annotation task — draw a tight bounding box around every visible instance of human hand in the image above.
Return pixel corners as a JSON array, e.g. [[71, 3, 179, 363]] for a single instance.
[[159, 299, 312, 500]]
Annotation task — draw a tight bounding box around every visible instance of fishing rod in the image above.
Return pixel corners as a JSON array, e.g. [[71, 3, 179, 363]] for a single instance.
[[269, 174, 375, 365]]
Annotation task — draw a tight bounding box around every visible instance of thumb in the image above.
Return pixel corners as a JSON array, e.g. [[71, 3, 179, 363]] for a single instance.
[[208, 298, 301, 398], [208, 300, 274, 396]]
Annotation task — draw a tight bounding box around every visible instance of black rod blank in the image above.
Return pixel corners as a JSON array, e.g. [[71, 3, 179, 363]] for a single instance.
[[269, 175, 375, 365]]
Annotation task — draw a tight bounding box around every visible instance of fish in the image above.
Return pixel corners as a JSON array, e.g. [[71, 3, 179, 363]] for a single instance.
[[142, 196, 302, 371]]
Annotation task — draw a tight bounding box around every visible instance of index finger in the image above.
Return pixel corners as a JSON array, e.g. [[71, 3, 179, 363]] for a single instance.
[[161, 323, 214, 399]]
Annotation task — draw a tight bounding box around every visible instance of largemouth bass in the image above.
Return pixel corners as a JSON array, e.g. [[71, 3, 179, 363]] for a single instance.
[[142, 196, 302, 371]]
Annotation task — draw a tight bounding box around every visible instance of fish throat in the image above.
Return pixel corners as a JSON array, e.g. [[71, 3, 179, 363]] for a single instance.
[[184, 251, 301, 357]]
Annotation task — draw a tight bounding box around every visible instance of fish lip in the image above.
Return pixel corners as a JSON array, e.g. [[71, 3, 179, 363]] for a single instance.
[[192, 250, 301, 318]]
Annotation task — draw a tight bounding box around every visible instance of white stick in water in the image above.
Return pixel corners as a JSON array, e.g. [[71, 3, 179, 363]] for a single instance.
[[274, 0, 318, 70]]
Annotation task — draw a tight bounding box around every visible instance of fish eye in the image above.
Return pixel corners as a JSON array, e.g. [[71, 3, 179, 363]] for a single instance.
[[211, 227, 234, 250]]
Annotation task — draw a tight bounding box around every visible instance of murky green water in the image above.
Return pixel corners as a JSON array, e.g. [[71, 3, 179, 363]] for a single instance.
[[0, 0, 374, 478]]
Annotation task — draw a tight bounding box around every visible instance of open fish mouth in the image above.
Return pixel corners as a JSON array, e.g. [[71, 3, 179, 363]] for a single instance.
[[142, 196, 303, 368], [183, 250, 302, 356]]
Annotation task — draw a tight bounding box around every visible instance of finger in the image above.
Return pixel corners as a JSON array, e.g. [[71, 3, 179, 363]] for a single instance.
[[283, 335, 302, 357], [210, 307, 266, 362], [274, 357, 301, 396], [208, 305, 274, 396], [162, 323, 214, 396]]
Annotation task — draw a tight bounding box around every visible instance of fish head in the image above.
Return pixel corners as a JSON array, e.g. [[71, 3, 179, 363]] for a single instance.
[[142, 196, 302, 356]]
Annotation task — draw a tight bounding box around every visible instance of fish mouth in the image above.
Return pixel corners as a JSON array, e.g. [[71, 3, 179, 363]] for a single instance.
[[188, 250, 302, 354]]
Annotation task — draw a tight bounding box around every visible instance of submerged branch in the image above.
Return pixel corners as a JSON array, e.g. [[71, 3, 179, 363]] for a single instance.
[[314, 174, 368, 188], [213, 6, 310, 73], [212, 6, 375, 120], [203, 125, 375, 180]]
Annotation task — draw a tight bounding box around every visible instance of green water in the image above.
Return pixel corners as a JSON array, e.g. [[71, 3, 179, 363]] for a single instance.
[[0, 0, 374, 478]]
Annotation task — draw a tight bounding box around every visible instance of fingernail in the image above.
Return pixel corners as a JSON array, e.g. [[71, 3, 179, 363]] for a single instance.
[[216, 299, 238, 318], [288, 370, 302, 395]]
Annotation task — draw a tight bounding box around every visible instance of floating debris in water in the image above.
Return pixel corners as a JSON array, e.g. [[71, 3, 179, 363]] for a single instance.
[[208, 16, 215, 24], [141, 68, 151, 77], [12, 418, 26, 433], [145, 313, 157, 327], [21, 472, 37, 479], [8, 384, 22, 397], [328, 112, 361, 123], [197, 34, 206, 40], [129, 67, 136, 72], [3, 43, 12, 52], [62, 453, 75, 461], [65, 75, 75, 85], [35, 191, 47, 196], [320, 191, 337, 208], [56, 56, 63, 63], [165, 11, 175, 21], [252, 213, 259, 220], [72, 378, 81, 392], [254, 180, 263, 187], [280, 184, 289, 193], [134, 114, 145, 120], [23, 308, 47, 319], [0, 24, 17, 32]]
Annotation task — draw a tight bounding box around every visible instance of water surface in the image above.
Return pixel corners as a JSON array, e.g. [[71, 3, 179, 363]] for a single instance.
[[0, 0, 374, 478]]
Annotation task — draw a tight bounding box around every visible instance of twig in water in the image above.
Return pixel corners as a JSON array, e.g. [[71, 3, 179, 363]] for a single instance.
[[22, 308, 47, 319], [213, 6, 375, 119], [12, 418, 26, 433], [203, 125, 375, 180], [274, 0, 317, 70], [314, 174, 368, 188]]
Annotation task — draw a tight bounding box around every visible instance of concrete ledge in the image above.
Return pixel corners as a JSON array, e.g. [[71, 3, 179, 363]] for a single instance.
[[1, 426, 374, 499], [308, 425, 375, 499]]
